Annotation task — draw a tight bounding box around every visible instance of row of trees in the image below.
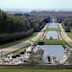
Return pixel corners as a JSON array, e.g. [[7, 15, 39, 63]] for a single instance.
[[56, 16, 72, 32], [0, 10, 45, 44], [57, 16, 65, 23], [62, 18, 72, 32]]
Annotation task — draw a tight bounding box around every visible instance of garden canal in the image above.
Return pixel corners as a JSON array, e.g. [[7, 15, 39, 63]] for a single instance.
[[45, 31, 59, 39], [34, 21, 65, 63], [34, 45, 64, 63]]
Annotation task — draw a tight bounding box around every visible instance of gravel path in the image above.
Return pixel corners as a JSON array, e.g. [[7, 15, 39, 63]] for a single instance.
[[59, 23, 72, 46]]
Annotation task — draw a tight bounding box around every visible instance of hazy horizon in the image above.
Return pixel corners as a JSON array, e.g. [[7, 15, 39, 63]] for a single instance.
[[0, 0, 72, 12]]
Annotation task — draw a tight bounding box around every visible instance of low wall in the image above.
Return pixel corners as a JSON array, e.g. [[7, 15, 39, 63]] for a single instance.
[[0, 64, 72, 69]]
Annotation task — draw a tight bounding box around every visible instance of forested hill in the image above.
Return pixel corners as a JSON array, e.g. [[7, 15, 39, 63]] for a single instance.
[[0, 10, 45, 44]]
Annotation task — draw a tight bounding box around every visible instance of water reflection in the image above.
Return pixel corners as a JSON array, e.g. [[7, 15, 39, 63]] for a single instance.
[[48, 23, 59, 28], [34, 45, 64, 63], [45, 31, 59, 39]]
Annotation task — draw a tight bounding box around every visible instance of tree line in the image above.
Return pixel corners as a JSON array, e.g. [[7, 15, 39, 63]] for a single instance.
[[62, 18, 72, 32], [0, 10, 45, 44], [57, 16, 72, 32]]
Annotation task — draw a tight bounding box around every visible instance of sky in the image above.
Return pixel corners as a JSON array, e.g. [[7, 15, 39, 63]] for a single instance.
[[0, 0, 72, 11]]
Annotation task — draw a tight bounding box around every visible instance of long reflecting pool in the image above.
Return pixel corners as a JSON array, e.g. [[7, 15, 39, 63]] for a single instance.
[[45, 31, 59, 39], [48, 23, 59, 28], [34, 45, 64, 63]]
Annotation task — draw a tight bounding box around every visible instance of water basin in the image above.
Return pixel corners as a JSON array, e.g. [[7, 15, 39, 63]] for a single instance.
[[34, 45, 64, 63], [45, 31, 59, 39], [48, 23, 59, 28]]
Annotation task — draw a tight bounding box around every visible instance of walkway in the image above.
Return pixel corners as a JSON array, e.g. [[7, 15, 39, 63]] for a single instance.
[[59, 23, 72, 46]]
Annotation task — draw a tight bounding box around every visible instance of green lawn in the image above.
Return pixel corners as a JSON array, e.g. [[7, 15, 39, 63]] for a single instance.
[[46, 28, 61, 31], [37, 40, 67, 45], [0, 32, 37, 48], [0, 69, 72, 72], [67, 32, 72, 39]]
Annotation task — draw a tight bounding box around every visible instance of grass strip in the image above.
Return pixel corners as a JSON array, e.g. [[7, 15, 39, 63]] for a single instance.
[[0, 32, 37, 48], [36, 40, 67, 45]]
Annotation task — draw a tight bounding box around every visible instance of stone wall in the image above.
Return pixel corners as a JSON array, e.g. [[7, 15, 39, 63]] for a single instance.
[[0, 64, 72, 69]]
